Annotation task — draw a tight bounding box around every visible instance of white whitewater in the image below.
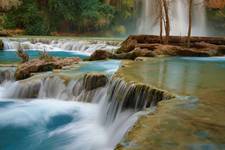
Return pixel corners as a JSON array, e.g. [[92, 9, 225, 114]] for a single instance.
[[3, 39, 120, 54], [137, 0, 207, 35], [0, 75, 147, 150]]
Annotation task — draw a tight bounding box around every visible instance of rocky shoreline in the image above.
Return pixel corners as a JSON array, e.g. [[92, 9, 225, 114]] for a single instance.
[[10, 35, 225, 81], [15, 57, 80, 80], [88, 35, 225, 61], [114, 57, 225, 150]]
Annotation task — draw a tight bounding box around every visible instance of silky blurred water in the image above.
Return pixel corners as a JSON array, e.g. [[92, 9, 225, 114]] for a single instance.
[[0, 99, 109, 150], [0, 59, 126, 150], [1, 56, 224, 150]]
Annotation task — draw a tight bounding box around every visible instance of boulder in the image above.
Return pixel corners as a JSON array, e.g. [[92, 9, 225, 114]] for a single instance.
[[88, 48, 156, 61], [15, 57, 80, 80], [83, 73, 108, 91], [88, 50, 113, 61], [113, 48, 155, 60], [0, 39, 3, 50], [118, 35, 225, 55], [131, 48, 156, 57], [154, 45, 210, 57]]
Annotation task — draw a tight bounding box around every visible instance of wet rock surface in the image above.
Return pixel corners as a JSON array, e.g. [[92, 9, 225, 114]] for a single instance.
[[83, 73, 108, 91], [115, 58, 225, 150], [15, 57, 80, 80], [87, 35, 225, 61], [118, 35, 225, 57], [88, 50, 113, 61], [88, 48, 156, 61]]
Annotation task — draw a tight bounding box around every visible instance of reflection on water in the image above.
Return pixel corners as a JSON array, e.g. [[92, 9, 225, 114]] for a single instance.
[[131, 57, 225, 98]]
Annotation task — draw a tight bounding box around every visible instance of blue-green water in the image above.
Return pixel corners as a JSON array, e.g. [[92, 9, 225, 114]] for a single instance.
[[0, 50, 89, 64], [57, 60, 121, 78], [0, 100, 105, 150], [0, 59, 122, 150], [1, 56, 225, 150]]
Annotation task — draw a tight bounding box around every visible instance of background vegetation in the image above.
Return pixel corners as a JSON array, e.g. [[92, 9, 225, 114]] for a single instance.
[[0, 0, 224, 36], [1, 0, 136, 36]]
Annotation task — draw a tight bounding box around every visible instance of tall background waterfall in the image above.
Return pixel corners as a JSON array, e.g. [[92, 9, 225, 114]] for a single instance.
[[137, 0, 207, 35]]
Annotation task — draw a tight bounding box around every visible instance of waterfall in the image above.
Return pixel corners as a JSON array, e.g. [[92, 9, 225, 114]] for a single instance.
[[2, 39, 120, 54], [0, 73, 174, 149], [0, 69, 15, 84], [137, 0, 207, 36]]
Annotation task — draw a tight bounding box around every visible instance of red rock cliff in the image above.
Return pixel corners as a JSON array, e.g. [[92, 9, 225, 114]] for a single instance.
[[206, 0, 225, 9]]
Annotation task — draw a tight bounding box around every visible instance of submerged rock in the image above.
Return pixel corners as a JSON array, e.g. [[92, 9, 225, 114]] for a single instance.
[[15, 57, 80, 80]]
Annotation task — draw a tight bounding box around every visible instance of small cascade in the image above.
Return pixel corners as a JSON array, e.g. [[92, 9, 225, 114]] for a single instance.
[[0, 73, 174, 149], [0, 69, 15, 84], [2, 39, 120, 54], [2, 79, 41, 99], [100, 78, 173, 127], [137, 0, 207, 35]]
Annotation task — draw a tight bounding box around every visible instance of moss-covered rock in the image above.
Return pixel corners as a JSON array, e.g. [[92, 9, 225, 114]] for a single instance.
[[83, 73, 108, 91]]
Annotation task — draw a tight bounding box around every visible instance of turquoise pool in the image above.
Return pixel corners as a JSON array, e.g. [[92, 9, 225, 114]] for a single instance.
[[0, 50, 89, 64]]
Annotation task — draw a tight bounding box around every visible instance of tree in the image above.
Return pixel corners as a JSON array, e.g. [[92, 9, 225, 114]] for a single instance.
[[16, 46, 29, 63], [162, 0, 170, 44], [187, 0, 193, 48], [159, 0, 163, 43], [0, 0, 21, 12], [154, 0, 170, 44], [0, 0, 21, 31], [4, 0, 49, 35]]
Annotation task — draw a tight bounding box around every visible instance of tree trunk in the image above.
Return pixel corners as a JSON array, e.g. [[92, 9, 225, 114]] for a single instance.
[[162, 0, 170, 44], [159, 0, 163, 43], [187, 0, 193, 48]]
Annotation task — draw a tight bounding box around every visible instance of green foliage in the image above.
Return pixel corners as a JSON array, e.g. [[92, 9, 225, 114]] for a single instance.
[[2, 0, 136, 35], [0, 39, 3, 50], [39, 50, 54, 61], [48, 0, 115, 32], [0, 0, 21, 12], [0, 15, 4, 30], [112, 0, 136, 35], [4, 0, 49, 35], [113, 25, 127, 36], [207, 8, 225, 35]]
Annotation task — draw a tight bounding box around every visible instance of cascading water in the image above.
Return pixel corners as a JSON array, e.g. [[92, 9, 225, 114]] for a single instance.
[[2, 39, 119, 54], [137, 0, 207, 35], [0, 71, 173, 150]]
